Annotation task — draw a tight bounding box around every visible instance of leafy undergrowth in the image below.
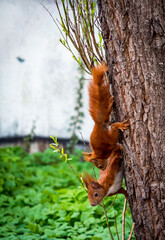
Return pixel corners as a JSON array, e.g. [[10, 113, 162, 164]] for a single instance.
[[0, 146, 135, 240]]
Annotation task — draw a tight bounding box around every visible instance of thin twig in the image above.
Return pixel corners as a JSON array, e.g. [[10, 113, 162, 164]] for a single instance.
[[91, 163, 97, 179], [125, 221, 132, 228], [79, 131, 97, 182], [85, 1, 103, 62], [128, 222, 135, 240], [75, 0, 95, 63], [69, 0, 91, 71], [122, 199, 127, 240], [41, 2, 70, 46], [67, 161, 87, 192], [54, 1, 91, 74], [55, 2, 78, 51], [53, 0, 105, 73], [79, 131, 90, 152], [114, 213, 119, 240], [106, 195, 117, 212], [67, 161, 81, 182], [102, 201, 114, 240], [41, 3, 78, 65], [41, 3, 57, 25]]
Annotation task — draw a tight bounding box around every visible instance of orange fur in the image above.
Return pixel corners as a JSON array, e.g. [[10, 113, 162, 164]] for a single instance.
[[83, 150, 128, 206], [88, 63, 112, 125], [83, 63, 129, 170]]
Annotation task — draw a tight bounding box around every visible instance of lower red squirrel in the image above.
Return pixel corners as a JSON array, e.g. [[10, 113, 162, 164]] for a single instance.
[[83, 149, 128, 206], [83, 63, 129, 170]]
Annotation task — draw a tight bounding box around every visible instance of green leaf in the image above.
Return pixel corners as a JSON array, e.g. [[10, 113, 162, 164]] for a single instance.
[[44, 229, 56, 237], [26, 222, 41, 233], [71, 212, 80, 219], [50, 136, 55, 141], [79, 112, 84, 117], [61, 148, 64, 155]]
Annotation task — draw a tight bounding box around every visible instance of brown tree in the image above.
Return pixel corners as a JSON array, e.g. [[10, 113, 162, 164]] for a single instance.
[[97, 0, 165, 239]]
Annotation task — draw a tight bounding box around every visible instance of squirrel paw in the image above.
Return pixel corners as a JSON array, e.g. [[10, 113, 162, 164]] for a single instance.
[[118, 120, 129, 132], [108, 96, 114, 112], [117, 143, 123, 150]]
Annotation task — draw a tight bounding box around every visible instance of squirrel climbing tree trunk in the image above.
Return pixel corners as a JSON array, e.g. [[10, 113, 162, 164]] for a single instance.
[[97, 0, 165, 239]]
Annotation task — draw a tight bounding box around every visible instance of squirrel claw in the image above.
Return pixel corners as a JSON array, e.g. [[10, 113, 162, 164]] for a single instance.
[[119, 120, 129, 131]]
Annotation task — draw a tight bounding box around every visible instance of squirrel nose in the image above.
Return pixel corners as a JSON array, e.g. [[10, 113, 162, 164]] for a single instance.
[[91, 203, 96, 206]]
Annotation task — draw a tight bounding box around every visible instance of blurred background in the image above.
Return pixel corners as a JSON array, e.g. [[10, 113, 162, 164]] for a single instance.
[[0, 0, 93, 152]]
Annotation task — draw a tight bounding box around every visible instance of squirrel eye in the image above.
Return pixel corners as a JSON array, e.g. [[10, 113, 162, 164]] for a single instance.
[[94, 193, 98, 197], [99, 165, 102, 169]]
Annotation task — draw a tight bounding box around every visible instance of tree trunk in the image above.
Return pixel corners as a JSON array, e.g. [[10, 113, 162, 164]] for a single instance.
[[97, 0, 165, 239]]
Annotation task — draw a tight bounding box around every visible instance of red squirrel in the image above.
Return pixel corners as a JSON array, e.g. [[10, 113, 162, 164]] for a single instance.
[[83, 149, 128, 206], [83, 63, 129, 170]]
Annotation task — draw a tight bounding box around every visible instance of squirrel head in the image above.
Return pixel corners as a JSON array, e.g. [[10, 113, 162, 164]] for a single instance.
[[82, 173, 106, 206], [83, 152, 108, 170]]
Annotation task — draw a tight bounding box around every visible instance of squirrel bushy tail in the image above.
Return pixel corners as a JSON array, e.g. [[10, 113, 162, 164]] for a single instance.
[[88, 63, 113, 125]]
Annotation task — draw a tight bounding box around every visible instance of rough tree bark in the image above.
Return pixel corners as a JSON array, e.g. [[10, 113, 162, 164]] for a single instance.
[[97, 0, 165, 239]]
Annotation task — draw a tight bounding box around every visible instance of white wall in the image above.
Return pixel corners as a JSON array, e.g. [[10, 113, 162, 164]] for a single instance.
[[0, 0, 94, 141]]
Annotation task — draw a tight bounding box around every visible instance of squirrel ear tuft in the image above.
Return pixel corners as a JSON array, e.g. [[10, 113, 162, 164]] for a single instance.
[[82, 152, 92, 157], [91, 181, 102, 189], [82, 173, 96, 189], [82, 152, 93, 162], [82, 176, 88, 188]]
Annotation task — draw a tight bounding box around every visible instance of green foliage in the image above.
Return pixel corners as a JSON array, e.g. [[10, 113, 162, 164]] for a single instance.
[[0, 146, 134, 239]]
